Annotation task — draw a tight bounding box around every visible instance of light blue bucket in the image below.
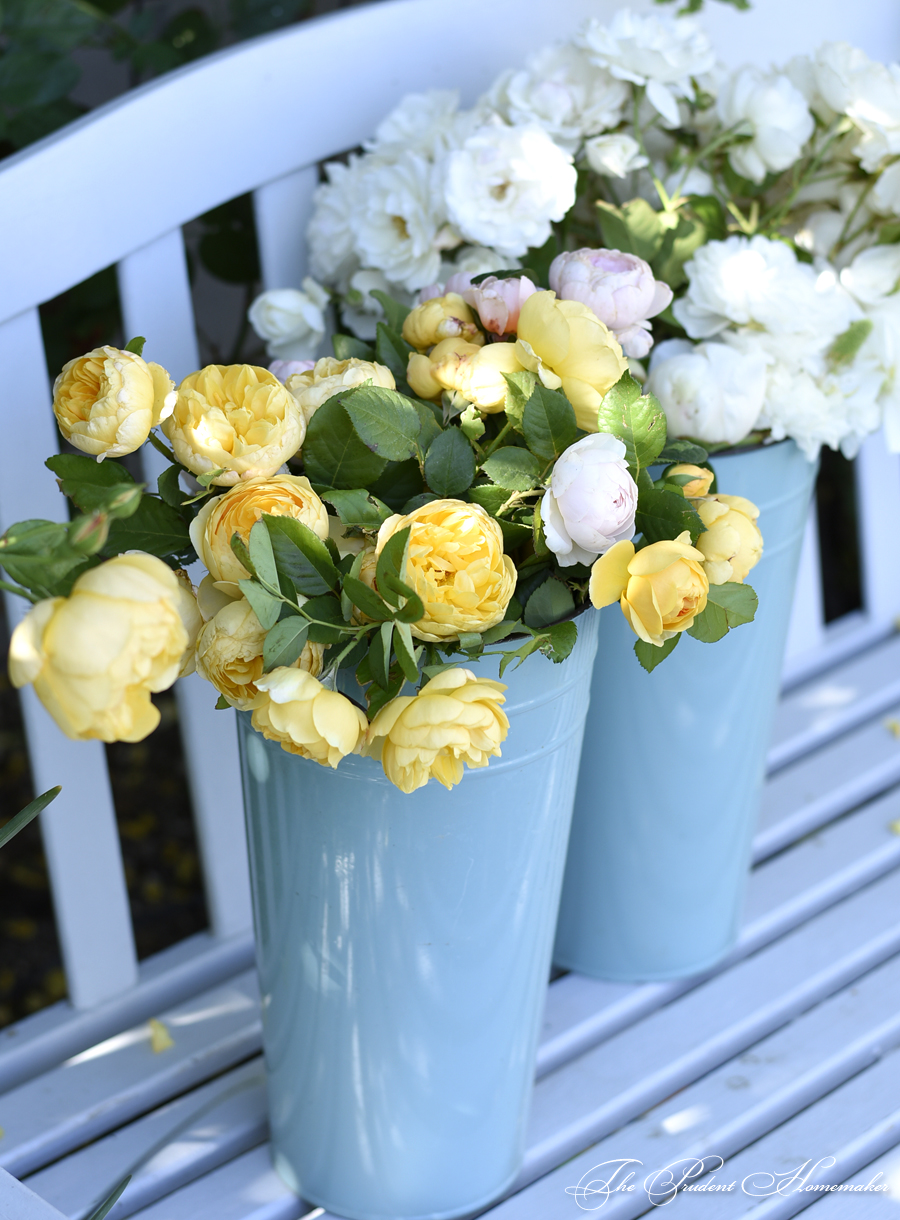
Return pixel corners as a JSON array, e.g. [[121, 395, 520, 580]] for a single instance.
[[237, 607, 599, 1220], [554, 441, 817, 981]]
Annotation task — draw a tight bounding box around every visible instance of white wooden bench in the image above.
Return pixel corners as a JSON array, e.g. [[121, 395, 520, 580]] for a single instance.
[[1, 0, 900, 1215]]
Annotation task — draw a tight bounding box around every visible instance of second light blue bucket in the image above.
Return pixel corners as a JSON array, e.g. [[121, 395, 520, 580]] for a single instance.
[[238, 608, 599, 1220], [554, 441, 817, 981]]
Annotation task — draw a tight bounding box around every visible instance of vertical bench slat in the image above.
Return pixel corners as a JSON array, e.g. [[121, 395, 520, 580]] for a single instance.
[[0, 308, 138, 1009], [253, 166, 319, 290], [117, 232, 252, 940], [784, 507, 826, 666], [855, 433, 900, 632]]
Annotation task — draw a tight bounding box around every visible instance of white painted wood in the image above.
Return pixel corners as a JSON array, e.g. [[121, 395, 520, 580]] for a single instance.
[[812, 1148, 900, 1215], [0, 1169, 66, 1220], [855, 432, 900, 633], [127, 1145, 304, 1220], [116, 229, 200, 383], [783, 510, 826, 668], [0, 309, 137, 1011], [253, 167, 320, 293]]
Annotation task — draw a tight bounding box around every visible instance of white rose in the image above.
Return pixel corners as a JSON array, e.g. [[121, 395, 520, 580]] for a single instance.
[[647, 339, 767, 445], [441, 118, 577, 259], [717, 68, 813, 184], [872, 161, 900, 217], [307, 157, 364, 291], [367, 90, 464, 158], [580, 11, 717, 127], [793, 210, 845, 260], [584, 133, 648, 178], [664, 165, 713, 199], [486, 42, 627, 152], [758, 358, 882, 460], [353, 151, 457, 292], [540, 433, 638, 567], [247, 279, 330, 362], [840, 243, 900, 306]]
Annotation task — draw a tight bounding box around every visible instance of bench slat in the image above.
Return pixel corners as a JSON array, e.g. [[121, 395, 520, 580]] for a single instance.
[[254, 166, 320, 292]]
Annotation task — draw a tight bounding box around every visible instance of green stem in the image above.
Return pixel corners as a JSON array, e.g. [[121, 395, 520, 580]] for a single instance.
[[147, 430, 178, 465], [481, 420, 514, 461], [632, 87, 672, 211], [0, 579, 39, 604]]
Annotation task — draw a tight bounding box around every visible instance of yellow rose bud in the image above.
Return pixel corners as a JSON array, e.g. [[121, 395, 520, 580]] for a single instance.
[[667, 463, 714, 498], [515, 291, 628, 432], [406, 338, 474, 401], [8, 554, 197, 742], [285, 357, 395, 428], [190, 474, 330, 596], [162, 364, 304, 486], [251, 668, 368, 768], [376, 500, 516, 642], [590, 532, 709, 646], [430, 341, 524, 413], [401, 294, 484, 351], [365, 668, 509, 793], [693, 494, 763, 585], [195, 598, 323, 710], [52, 346, 175, 459]]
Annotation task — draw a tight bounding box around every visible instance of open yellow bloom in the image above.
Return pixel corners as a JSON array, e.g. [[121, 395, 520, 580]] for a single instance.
[[8, 554, 199, 742], [190, 474, 330, 595], [53, 346, 175, 459], [692, 494, 763, 585], [376, 500, 516, 642], [365, 668, 508, 793], [285, 356, 395, 427], [515, 291, 627, 432], [590, 532, 709, 646], [163, 364, 304, 486], [252, 668, 367, 767], [195, 599, 324, 711], [407, 338, 522, 412], [401, 294, 483, 351], [666, 463, 714, 498]]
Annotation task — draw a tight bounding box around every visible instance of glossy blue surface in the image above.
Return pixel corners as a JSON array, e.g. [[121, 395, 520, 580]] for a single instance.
[[554, 441, 818, 981], [237, 608, 599, 1220]]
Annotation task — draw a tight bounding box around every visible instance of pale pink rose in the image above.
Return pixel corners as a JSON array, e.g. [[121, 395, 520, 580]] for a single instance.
[[445, 273, 538, 337], [269, 359, 316, 383], [417, 283, 445, 304], [549, 248, 673, 358]]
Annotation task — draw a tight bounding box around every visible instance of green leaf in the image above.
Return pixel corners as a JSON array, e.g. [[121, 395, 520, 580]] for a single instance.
[[239, 579, 282, 630], [0, 786, 60, 851], [332, 334, 375, 361], [263, 617, 311, 671], [596, 198, 667, 262], [320, 489, 393, 529], [503, 370, 537, 429], [369, 457, 424, 510], [481, 620, 521, 645], [689, 580, 759, 642], [597, 373, 666, 474], [394, 620, 420, 683], [303, 396, 389, 489], [522, 382, 580, 462], [374, 322, 413, 385], [370, 289, 411, 332], [424, 427, 476, 496], [498, 636, 542, 677], [157, 465, 188, 508], [635, 488, 705, 544], [370, 621, 394, 688], [230, 532, 256, 578], [342, 384, 422, 462], [366, 667, 406, 716], [402, 493, 440, 513], [303, 594, 347, 643], [46, 453, 141, 516], [634, 635, 680, 672], [470, 267, 538, 285], [263, 516, 340, 594], [414, 402, 443, 453], [104, 497, 194, 564], [85, 1174, 133, 1220], [656, 439, 709, 465], [524, 578, 575, 628], [457, 631, 483, 654], [686, 195, 728, 241], [500, 517, 533, 548], [248, 520, 278, 589], [123, 336, 146, 356], [343, 575, 394, 622], [482, 446, 542, 492], [541, 620, 578, 664], [375, 527, 410, 608], [215, 694, 231, 709], [651, 212, 706, 291], [467, 483, 510, 516], [0, 519, 89, 598], [828, 319, 873, 369]]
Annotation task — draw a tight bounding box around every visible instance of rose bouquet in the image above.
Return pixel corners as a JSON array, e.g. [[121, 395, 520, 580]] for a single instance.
[[2, 287, 761, 789], [254, 5, 900, 461]]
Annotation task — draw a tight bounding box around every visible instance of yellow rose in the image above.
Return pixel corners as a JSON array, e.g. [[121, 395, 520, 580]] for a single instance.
[[251, 668, 367, 767], [365, 668, 509, 793], [285, 357, 395, 428], [692, 494, 763, 585], [195, 598, 323, 710], [590, 532, 709, 645], [8, 554, 198, 742], [376, 500, 516, 642], [407, 338, 523, 412], [190, 474, 329, 596], [515, 291, 628, 432], [401, 294, 483, 351], [666, 463, 714, 498], [162, 364, 304, 486], [52, 345, 175, 459]]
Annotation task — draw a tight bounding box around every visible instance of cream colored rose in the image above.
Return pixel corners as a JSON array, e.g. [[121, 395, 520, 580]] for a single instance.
[[407, 338, 523, 412], [515, 291, 627, 432], [590, 532, 709, 646], [692, 494, 763, 584], [376, 500, 516, 642], [190, 475, 330, 596], [162, 364, 304, 486], [365, 668, 509, 793], [251, 668, 367, 767], [285, 357, 395, 428], [401, 294, 483, 352], [8, 554, 196, 742], [52, 346, 175, 459], [195, 598, 323, 710]]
